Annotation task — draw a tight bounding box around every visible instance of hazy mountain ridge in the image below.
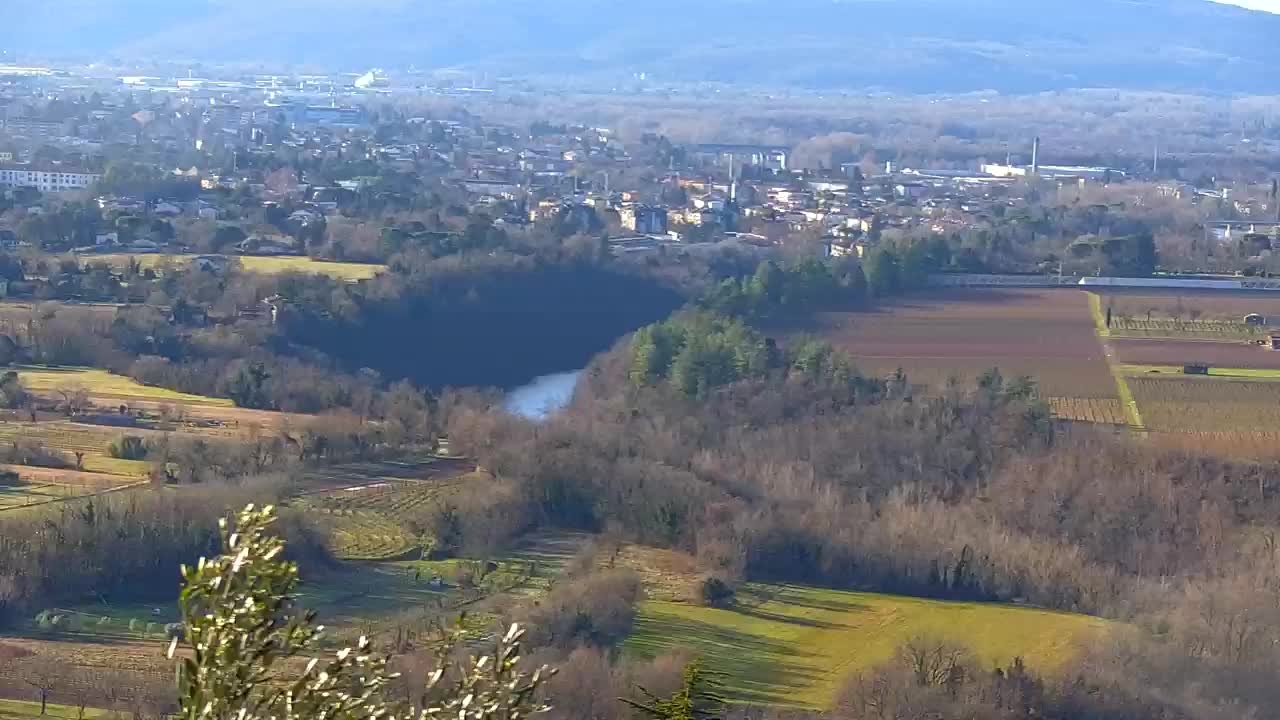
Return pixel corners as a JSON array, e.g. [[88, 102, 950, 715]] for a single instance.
[[4, 0, 1280, 92]]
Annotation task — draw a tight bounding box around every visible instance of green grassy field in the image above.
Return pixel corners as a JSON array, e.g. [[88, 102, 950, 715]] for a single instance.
[[11, 366, 233, 407], [625, 584, 1109, 708], [0, 367, 254, 512], [20, 603, 178, 642], [82, 254, 385, 281], [0, 699, 110, 720], [0, 483, 83, 510], [0, 482, 106, 511], [6, 535, 1109, 712], [38, 534, 584, 650]]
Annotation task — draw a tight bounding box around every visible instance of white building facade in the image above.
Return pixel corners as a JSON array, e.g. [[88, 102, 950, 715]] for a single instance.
[[0, 166, 102, 193]]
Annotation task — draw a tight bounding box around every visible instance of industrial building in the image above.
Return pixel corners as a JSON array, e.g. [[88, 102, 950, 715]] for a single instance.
[[690, 143, 790, 172], [979, 136, 1125, 183]]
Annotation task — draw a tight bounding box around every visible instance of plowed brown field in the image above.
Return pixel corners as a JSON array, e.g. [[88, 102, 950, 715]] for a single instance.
[[1111, 338, 1280, 368], [814, 288, 1116, 397], [1094, 290, 1280, 322]]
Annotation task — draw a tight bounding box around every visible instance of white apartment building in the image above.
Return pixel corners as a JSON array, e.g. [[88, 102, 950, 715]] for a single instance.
[[0, 165, 102, 192]]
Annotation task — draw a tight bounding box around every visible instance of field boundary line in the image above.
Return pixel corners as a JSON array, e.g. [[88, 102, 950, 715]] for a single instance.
[[0, 478, 150, 514], [1118, 364, 1280, 382], [1087, 292, 1110, 338], [1088, 292, 1145, 429], [1111, 371, 1145, 429]]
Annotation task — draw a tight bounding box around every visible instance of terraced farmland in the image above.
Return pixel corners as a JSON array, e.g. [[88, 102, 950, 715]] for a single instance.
[[1128, 376, 1280, 432], [0, 466, 146, 511], [0, 417, 149, 512], [1096, 291, 1280, 324], [1047, 397, 1127, 425], [1107, 317, 1265, 339], [0, 480, 96, 510], [304, 477, 465, 516], [296, 463, 480, 560], [0, 421, 151, 477], [308, 510, 420, 560], [1148, 430, 1280, 461], [0, 636, 172, 688], [1082, 288, 1280, 449]]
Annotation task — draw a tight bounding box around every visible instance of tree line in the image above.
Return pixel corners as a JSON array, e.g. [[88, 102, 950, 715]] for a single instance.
[[629, 311, 876, 401]]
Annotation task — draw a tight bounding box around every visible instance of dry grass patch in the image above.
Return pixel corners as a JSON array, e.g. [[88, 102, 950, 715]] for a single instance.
[[12, 366, 232, 407], [82, 253, 384, 281]]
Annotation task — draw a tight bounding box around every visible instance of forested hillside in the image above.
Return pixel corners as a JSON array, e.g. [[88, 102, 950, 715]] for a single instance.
[[6, 0, 1280, 93], [292, 260, 684, 390]]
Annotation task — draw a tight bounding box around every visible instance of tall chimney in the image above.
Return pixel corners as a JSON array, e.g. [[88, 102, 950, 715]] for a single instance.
[[1031, 136, 1040, 176], [729, 155, 737, 203]]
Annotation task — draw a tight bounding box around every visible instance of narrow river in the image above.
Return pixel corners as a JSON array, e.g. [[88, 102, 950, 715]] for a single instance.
[[504, 370, 583, 420]]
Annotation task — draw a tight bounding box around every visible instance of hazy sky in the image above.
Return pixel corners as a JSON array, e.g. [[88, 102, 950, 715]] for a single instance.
[[1213, 0, 1280, 12]]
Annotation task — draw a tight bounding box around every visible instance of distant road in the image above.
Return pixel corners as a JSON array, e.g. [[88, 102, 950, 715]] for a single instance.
[[931, 274, 1280, 292]]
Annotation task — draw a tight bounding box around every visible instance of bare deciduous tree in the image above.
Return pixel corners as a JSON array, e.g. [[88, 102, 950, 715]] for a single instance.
[[54, 385, 90, 417], [16, 654, 64, 715]]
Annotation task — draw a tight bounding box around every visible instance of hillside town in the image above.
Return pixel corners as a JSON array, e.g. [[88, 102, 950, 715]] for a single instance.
[[3, 63, 1280, 286]]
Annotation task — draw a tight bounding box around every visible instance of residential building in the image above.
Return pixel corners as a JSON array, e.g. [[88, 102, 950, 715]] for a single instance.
[[462, 179, 520, 196], [692, 194, 726, 212], [0, 164, 102, 192], [608, 235, 662, 256], [681, 208, 718, 226], [894, 182, 928, 200], [276, 105, 367, 129], [825, 239, 867, 259], [238, 235, 300, 256], [1, 117, 68, 138], [619, 205, 669, 235]]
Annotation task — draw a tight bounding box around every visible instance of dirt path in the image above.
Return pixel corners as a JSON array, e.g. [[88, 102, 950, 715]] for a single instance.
[[1088, 292, 1145, 429]]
